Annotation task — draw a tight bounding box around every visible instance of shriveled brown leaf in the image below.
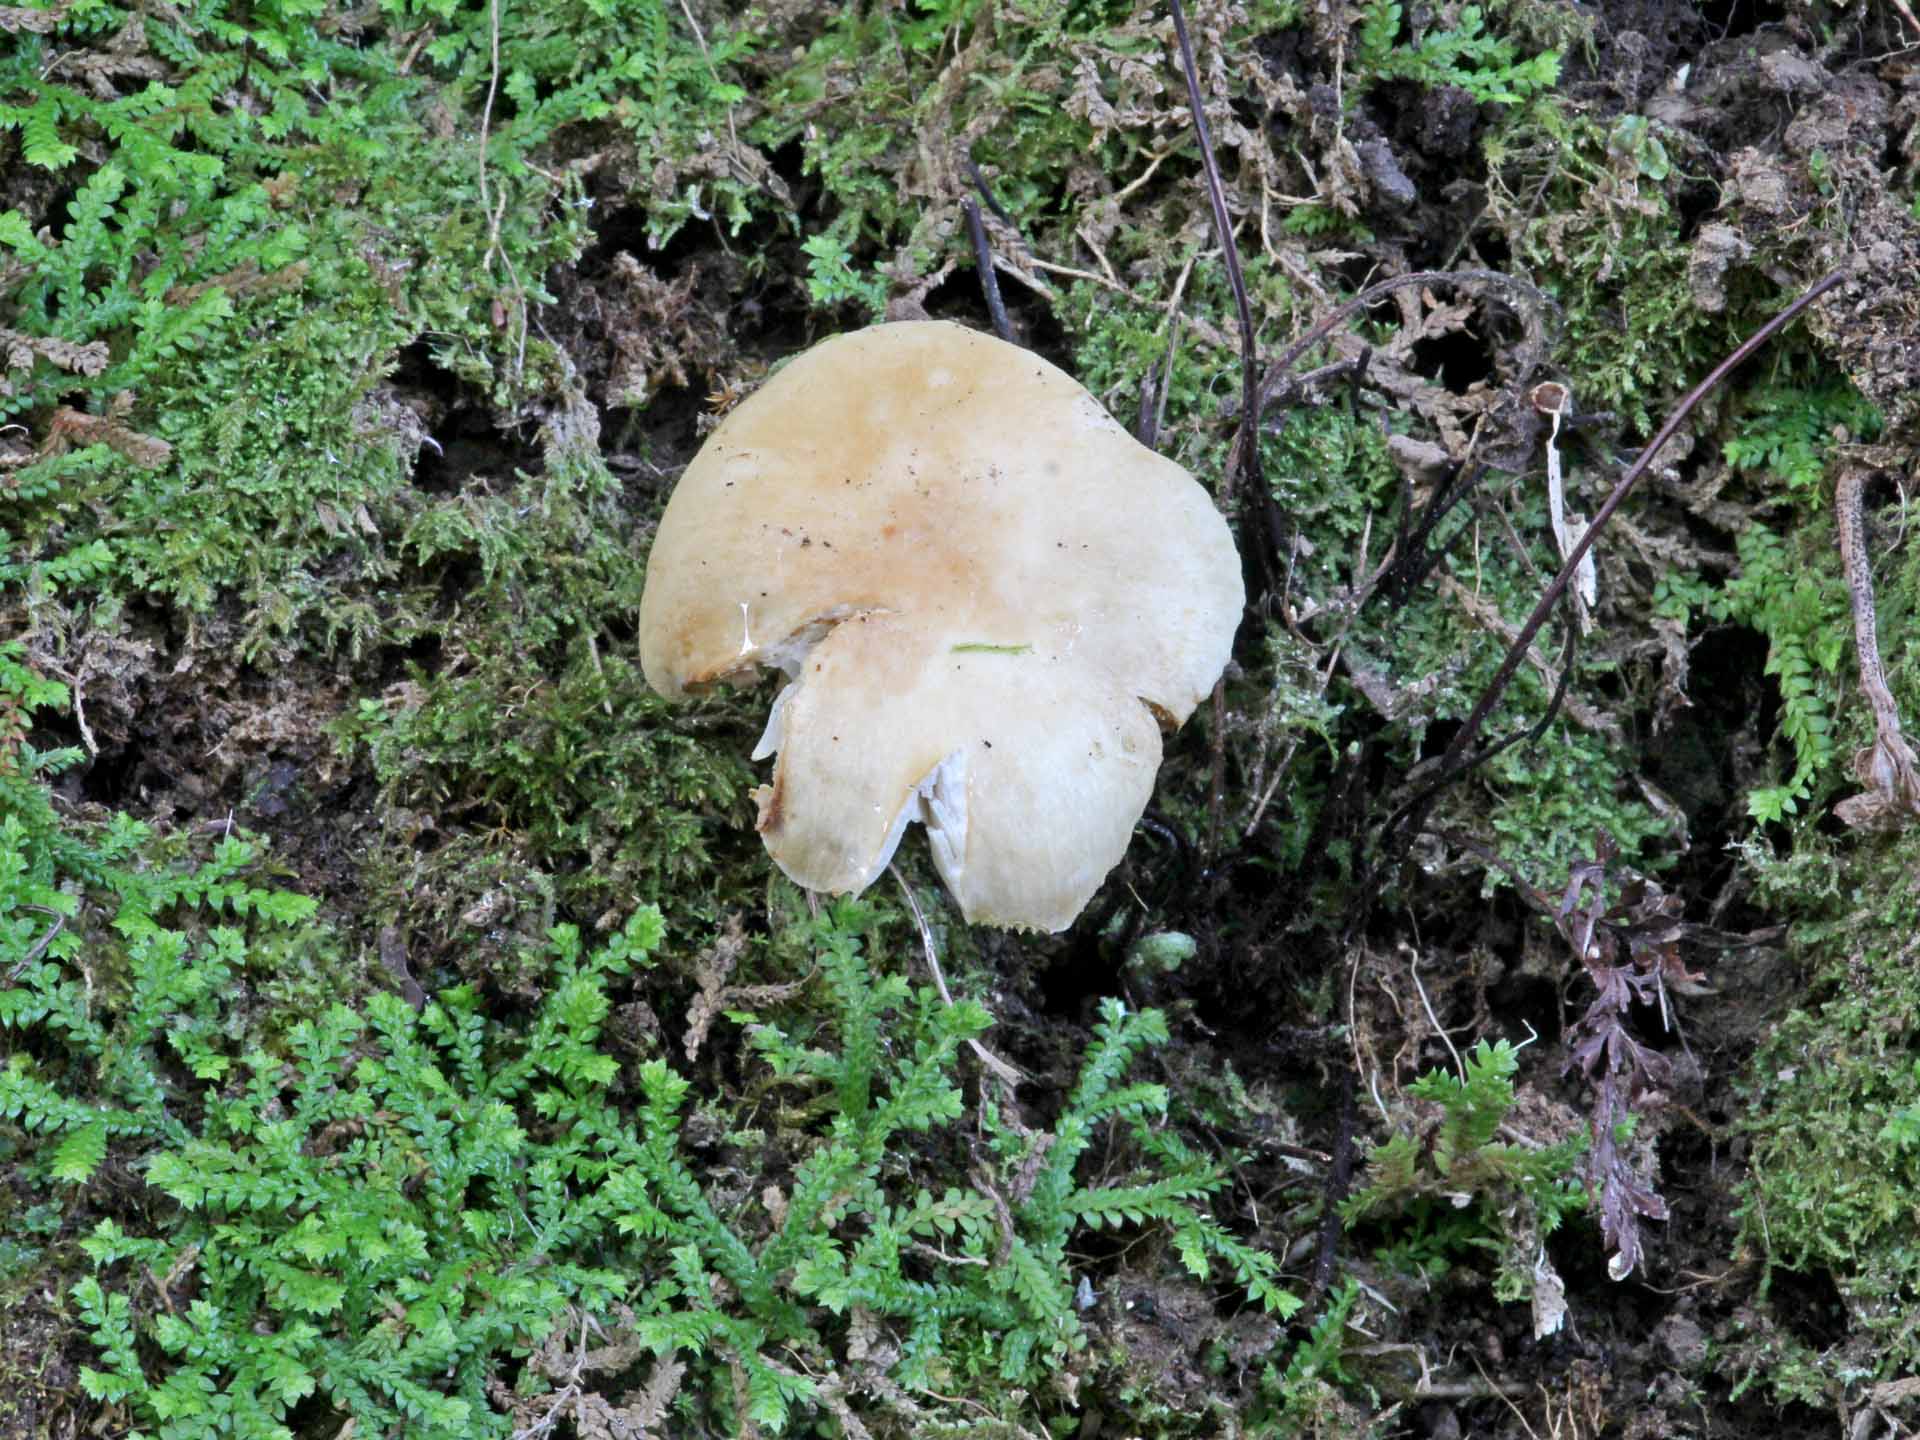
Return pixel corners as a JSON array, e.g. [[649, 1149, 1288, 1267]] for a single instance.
[[683, 913, 746, 1061], [164, 259, 311, 306], [0, 1, 70, 32], [683, 915, 808, 1061], [40, 404, 171, 469], [2, 329, 110, 377]]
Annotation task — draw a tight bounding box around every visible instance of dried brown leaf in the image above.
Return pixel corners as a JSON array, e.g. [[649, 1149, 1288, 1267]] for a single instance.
[[2, 329, 111, 377], [0, 0, 70, 32], [163, 259, 310, 307], [682, 918, 808, 1062], [683, 913, 746, 1061], [41, 404, 171, 468], [1555, 833, 1691, 1280]]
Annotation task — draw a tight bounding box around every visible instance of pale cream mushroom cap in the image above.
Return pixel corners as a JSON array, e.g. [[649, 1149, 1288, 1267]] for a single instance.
[[639, 320, 1242, 931]]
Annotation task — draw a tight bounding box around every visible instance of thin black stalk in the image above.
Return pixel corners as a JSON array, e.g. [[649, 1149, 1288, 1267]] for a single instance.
[[1370, 268, 1846, 865], [965, 157, 1023, 238], [1167, 0, 1269, 520], [963, 198, 1013, 344]]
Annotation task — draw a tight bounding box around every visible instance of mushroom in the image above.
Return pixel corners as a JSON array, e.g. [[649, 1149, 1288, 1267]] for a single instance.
[[639, 320, 1242, 931]]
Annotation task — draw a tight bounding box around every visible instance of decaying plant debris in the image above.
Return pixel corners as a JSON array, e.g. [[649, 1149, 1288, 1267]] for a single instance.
[[3, 0, 1920, 1436]]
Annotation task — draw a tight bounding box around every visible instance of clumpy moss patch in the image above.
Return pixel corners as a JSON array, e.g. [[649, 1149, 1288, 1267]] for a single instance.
[[1734, 827, 1920, 1396], [332, 429, 763, 958]]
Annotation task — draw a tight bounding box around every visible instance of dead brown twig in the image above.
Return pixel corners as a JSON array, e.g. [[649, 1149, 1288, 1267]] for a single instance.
[[1832, 463, 1920, 830]]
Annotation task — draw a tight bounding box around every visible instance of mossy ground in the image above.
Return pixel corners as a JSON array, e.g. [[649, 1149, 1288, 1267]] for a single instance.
[[3, 0, 1919, 1435]]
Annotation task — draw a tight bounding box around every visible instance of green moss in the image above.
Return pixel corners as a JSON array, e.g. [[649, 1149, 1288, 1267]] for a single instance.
[[1343, 1040, 1587, 1299], [1735, 829, 1920, 1391], [335, 449, 760, 938], [1488, 114, 1742, 433], [4, 771, 1299, 1437], [1351, 0, 1564, 105], [1066, 234, 1677, 895], [1, 0, 760, 642]]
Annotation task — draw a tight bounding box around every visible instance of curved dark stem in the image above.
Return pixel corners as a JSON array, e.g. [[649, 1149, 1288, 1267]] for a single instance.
[[6, 905, 64, 983], [1430, 271, 1844, 787], [1136, 358, 1160, 447], [1168, 0, 1279, 580], [1138, 809, 1191, 899], [1376, 619, 1580, 854], [1166, 9, 1552, 596], [1343, 344, 1371, 416], [1243, 737, 1372, 944], [965, 157, 1022, 238], [1256, 351, 1374, 427], [963, 198, 1014, 345], [1137, 313, 1185, 450], [1237, 266, 1548, 583], [1375, 268, 1847, 861]]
